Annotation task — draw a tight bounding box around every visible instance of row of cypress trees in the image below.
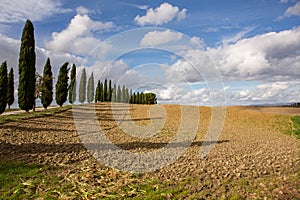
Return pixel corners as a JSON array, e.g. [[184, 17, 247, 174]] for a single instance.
[[94, 79, 157, 104], [0, 62, 14, 114], [0, 19, 157, 115]]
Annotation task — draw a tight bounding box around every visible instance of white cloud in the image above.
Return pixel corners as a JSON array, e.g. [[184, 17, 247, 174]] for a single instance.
[[0, 0, 71, 23], [284, 2, 300, 17], [134, 3, 187, 25], [140, 30, 183, 46], [222, 26, 255, 45], [280, 0, 289, 3], [0, 33, 83, 94], [76, 6, 90, 15], [190, 36, 206, 49], [228, 81, 300, 104], [45, 7, 114, 57], [208, 26, 300, 81]]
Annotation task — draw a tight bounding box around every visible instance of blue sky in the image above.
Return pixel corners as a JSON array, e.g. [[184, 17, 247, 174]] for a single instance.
[[0, 0, 299, 105]]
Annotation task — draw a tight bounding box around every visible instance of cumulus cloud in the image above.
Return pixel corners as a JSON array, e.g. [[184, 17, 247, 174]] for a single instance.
[[228, 81, 300, 104], [222, 26, 255, 45], [284, 1, 300, 17], [0, 33, 83, 95], [280, 0, 289, 3], [190, 36, 206, 49], [208, 26, 300, 81], [45, 6, 114, 57], [0, 0, 71, 23], [140, 30, 183, 46], [134, 3, 187, 25]]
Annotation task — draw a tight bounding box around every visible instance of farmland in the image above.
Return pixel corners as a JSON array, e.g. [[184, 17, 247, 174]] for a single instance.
[[0, 103, 299, 199]]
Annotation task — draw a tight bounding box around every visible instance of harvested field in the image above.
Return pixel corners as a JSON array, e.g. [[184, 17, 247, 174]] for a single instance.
[[0, 103, 299, 199]]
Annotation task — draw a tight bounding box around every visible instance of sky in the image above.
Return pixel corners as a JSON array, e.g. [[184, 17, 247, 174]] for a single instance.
[[0, 0, 299, 106]]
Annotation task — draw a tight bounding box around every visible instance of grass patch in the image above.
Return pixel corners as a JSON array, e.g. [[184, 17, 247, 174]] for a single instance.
[[0, 105, 72, 124], [0, 160, 56, 199], [4, 108, 20, 112], [291, 116, 300, 139], [0, 159, 190, 199]]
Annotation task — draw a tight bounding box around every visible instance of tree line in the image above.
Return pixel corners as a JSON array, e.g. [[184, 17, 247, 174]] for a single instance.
[[0, 19, 156, 115]]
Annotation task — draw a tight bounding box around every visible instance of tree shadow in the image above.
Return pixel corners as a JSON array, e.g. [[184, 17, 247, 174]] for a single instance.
[[0, 140, 230, 155]]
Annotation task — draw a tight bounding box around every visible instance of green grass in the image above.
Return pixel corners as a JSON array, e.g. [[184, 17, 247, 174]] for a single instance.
[[0, 160, 190, 200], [0, 160, 56, 199], [291, 115, 300, 139], [4, 108, 20, 112], [0, 105, 72, 124]]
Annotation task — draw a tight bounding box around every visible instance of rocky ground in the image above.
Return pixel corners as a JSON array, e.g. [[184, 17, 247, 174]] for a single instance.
[[0, 103, 299, 199]]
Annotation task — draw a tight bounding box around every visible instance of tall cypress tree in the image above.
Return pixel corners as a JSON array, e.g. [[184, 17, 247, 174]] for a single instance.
[[99, 82, 103, 102], [41, 58, 53, 109], [125, 88, 129, 103], [111, 84, 116, 102], [69, 64, 76, 104], [7, 67, 14, 109], [103, 79, 108, 102], [95, 80, 100, 103], [87, 72, 94, 103], [55, 62, 69, 107], [79, 68, 86, 103], [117, 85, 121, 103], [18, 19, 36, 112], [108, 79, 112, 102], [121, 85, 126, 103], [0, 61, 8, 114]]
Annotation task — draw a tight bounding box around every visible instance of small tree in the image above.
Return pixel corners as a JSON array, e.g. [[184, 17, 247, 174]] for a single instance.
[[121, 85, 126, 103], [79, 68, 86, 103], [41, 58, 53, 110], [69, 64, 76, 104], [99, 82, 103, 102], [0, 61, 8, 114], [18, 19, 36, 112], [103, 79, 108, 102], [111, 84, 116, 102], [55, 62, 69, 107], [108, 79, 112, 102], [33, 73, 42, 111], [117, 85, 121, 103], [7, 67, 14, 109], [95, 80, 100, 103], [87, 72, 94, 103]]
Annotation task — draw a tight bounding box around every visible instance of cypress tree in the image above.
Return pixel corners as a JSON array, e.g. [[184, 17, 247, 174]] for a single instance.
[[33, 73, 42, 111], [121, 85, 126, 103], [69, 64, 76, 104], [41, 58, 53, 109], [18, 19, 36, 112], [108, 79, 112, 102], [55, 62, 69, 107], [99, 82, 104, 102], [117, 85, 121, 103], [133, 93, 136, 104], [79, 68, 86, 103], [103, 79, 108, 102], [0, 61, 8, 114], [7, 67, 14, 109], [111, 84, 116, 102], [129, 89, 132, 103], [125, 88, 129, 103], [95, 80, 100, 103], [87, 72, 94, 103]]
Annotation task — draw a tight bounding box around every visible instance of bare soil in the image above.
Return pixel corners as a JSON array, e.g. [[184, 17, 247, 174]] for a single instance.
[[0, 103, 299, 199]]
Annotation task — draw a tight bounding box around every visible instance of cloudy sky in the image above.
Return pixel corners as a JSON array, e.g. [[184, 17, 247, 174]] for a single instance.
[[0, 0, 299, 106]]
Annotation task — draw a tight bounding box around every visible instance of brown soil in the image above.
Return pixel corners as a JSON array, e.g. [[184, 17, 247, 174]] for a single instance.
[[237, 106, 300, 116], [0, 103, 299, 199]]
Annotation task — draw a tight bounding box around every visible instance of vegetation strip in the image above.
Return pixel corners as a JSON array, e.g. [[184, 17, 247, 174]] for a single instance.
[[0, 106, 72, 124], [291, 116, 300, 138]]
